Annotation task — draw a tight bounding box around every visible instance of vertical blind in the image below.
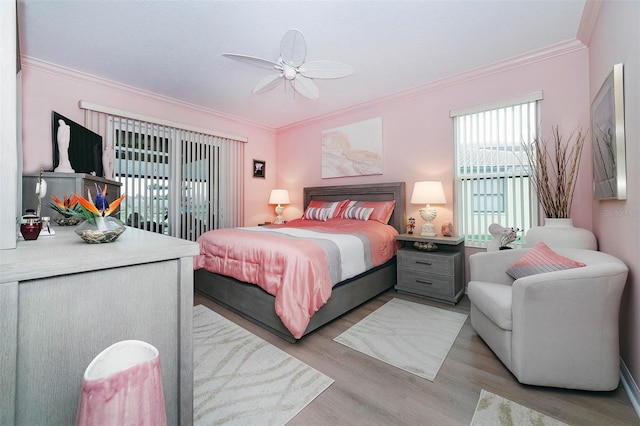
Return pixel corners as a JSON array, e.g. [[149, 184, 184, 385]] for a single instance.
[[451, 94, 541, 247], [81, 103, 244, 241]]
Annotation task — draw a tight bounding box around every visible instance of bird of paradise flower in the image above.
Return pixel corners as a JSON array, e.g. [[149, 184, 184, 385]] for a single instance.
[[71, 184, 126, 225], [49, 194, 83, 218]]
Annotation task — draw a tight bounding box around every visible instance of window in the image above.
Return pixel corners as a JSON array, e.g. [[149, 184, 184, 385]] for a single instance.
[[80, 103, 245, 241], [451, 93, 541, 247], [472, 178, 505, 213]]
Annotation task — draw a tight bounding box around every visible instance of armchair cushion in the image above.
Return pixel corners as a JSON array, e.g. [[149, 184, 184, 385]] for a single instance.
[[506, 242, 585, 280], [467, 281, 513, 330]]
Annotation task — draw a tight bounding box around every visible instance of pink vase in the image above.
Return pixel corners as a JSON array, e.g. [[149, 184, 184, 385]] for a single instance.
[[76, 340, 167, 426]]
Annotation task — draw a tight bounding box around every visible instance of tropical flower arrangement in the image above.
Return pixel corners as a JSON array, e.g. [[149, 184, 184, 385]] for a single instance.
[[51, 184, 127, 243], [50, 185, 127, 225], [49, 194, 83, 225], [72, 184, 127, 226]]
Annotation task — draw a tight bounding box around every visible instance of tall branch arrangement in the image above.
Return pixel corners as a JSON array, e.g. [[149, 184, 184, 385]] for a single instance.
[[525, 127, 586, 219]]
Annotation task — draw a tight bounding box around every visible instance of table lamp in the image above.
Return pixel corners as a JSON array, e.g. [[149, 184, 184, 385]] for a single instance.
[[268, 189, 290, 224], [410, 181, 446, 236]]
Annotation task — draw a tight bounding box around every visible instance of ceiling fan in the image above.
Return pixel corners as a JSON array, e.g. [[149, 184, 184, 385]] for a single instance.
[[222, 29, 354, 100]]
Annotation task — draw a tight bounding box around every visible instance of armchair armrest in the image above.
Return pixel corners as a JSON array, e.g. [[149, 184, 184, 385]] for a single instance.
[[469, 249, 527, 285], [510, 263, 628, 389]]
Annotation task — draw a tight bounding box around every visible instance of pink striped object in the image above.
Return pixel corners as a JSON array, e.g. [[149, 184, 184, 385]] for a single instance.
[[506, 242, 586, 280]]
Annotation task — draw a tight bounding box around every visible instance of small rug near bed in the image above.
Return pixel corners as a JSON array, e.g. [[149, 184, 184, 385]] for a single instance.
[[333, 298, 467, 381], [193, 305, 334, 426], [470, 389, 569, 426]]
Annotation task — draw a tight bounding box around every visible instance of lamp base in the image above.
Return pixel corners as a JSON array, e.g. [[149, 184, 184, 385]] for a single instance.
[[421, 222, 437, 237], [274, 204, 285, 224]]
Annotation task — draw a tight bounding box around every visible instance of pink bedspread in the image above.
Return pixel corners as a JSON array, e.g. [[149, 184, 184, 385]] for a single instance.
[[194, 218, 398, 338]]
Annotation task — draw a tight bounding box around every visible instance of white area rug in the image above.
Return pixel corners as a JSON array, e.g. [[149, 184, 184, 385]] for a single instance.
[[333, 298, 467, 381], [193, 305, 334, 425], [470, 389, 569, 426]]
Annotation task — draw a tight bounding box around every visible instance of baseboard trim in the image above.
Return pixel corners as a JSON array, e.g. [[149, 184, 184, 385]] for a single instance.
[[621, 358, 640, 419]]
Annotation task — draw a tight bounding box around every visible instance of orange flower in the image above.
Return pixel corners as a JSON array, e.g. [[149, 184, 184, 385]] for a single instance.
[[72, 185, 126, 217]]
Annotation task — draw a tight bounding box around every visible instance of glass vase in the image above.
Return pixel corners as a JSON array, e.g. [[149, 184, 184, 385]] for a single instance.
[[75, 216, 126, 244]]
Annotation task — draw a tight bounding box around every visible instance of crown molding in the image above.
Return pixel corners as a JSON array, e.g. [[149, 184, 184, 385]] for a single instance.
[[276, 39, 587, 134], [20, 56, 273, 133], [577, 0, 603, 47]]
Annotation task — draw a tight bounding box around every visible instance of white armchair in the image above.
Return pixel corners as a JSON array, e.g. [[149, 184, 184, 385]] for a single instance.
[[468, 248, 628, 391]]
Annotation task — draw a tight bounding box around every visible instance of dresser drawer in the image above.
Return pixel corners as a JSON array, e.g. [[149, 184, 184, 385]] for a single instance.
[[396, 269, 454, 297], [397, 249, 457, 276]]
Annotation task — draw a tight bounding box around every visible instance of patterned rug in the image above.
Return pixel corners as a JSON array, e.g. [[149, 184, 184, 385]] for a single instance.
[[333, 298, 467, 381], [470, 389, 569, 426], [193, 305, 334, 425]]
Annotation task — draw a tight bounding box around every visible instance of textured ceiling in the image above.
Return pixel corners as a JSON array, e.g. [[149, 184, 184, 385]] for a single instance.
[[17, 0, 586, 129]]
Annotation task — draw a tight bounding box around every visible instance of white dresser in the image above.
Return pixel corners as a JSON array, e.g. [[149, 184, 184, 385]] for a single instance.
[[0, 226, 199, 425]]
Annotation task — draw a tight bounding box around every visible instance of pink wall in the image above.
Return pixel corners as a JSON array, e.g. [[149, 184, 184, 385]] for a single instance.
[[588, 0, 640, 393], [19, 58, 276, 226], [276, 47, 593, 233]]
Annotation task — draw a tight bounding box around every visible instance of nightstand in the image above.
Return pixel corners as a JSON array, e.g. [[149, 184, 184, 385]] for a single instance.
[[395, 234, 465, 304]]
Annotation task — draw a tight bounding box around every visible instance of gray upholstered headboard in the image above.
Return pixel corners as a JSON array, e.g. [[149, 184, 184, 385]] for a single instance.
[[303, 182, 406, 233]]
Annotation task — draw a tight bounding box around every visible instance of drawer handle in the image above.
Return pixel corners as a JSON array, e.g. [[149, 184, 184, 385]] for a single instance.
[[416, 279, 432, 285], [416, 260, 432, 266]]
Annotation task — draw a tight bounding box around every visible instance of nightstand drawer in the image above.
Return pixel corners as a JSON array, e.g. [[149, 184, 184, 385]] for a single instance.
[[397, 249, 456, 276], [396, 270, 453, 297]]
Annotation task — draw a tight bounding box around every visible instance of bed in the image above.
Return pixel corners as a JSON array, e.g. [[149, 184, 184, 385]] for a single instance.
[[194, 182, 406, 342]]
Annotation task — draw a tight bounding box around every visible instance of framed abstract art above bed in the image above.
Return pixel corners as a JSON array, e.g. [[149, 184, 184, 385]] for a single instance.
[[194, 182, 405, 342]]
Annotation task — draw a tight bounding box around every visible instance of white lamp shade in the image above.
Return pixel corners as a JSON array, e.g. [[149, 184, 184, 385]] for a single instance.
[[410, 181, 446, 205], [268, 189, 290, 205]]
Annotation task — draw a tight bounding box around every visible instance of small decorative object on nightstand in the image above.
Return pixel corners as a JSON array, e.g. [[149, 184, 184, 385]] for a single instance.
[[441, 222, 453, 237], [407, 217, 415, 234], [395, 233, 465, 304]]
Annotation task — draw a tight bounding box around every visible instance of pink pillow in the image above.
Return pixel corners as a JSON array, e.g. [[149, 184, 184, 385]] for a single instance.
[[506, 242, 586, 280], [302, 200, 349, 219], [341, 200, 396, 224]]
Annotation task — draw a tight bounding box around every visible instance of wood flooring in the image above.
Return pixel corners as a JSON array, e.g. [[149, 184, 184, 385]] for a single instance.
[[194, 290, 639, 425]]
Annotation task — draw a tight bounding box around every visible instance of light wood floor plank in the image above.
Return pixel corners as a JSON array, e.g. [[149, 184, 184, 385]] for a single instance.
[[194, 290, 639, 425]]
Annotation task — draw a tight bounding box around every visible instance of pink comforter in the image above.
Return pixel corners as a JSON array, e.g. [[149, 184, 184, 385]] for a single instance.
[[194, 218, 398, 338]]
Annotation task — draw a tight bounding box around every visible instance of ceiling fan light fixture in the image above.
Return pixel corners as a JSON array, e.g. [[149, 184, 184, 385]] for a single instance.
[[223, 29, 353, 100]]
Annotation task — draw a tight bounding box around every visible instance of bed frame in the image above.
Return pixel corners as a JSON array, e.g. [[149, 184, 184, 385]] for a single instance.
[[194, 182, 406, 342]]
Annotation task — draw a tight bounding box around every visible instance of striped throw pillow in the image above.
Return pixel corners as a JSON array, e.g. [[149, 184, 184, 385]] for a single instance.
[[303, 200, 349, 219], [303, 207, 330, 221], [342, 204, 375, 221], [506, 242, 586, 280]]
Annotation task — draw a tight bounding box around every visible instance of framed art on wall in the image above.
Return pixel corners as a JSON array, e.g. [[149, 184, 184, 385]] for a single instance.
[[591, 63, 627, 200], [253, 159, 265, 178], [321, 117, 383, 178]]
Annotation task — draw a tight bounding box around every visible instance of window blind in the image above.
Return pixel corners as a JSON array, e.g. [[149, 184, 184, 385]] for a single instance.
[[452, 98, 540, 248], [81, 104, 244, 241]]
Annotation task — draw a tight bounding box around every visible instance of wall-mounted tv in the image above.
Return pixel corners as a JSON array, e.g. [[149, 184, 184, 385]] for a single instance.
[[51, 111, 103, 176]]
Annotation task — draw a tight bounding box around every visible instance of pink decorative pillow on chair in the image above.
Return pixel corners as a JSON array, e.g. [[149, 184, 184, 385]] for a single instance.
[[506, 242, 586, 280]]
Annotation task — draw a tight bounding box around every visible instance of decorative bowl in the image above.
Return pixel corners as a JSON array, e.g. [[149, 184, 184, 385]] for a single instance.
[[55, 217, 81, 226], [75, 217, 126, 244], [414, 241, 438, 252]]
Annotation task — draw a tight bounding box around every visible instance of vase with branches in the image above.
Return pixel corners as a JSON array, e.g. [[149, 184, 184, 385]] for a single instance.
[[525, 126, 585, 218], [523, 126, 597, 250]]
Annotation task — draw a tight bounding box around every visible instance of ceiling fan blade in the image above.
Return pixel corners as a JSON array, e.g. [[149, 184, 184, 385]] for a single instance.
[[253, 73, 283, 94], [292, 75, 319, 100], [280, 29, 306, 68], [222, 53, 278, 70], [299, 61, 355, 79]]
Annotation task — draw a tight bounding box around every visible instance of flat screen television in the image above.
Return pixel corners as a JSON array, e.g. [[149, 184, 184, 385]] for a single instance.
[[51, 111, 103, 176]]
